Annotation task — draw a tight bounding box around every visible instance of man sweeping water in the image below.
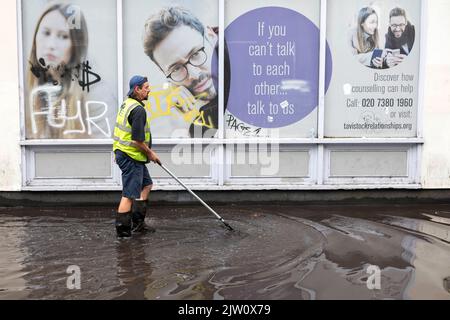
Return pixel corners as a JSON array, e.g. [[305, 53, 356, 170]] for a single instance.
[[113, 75, 161, 238]]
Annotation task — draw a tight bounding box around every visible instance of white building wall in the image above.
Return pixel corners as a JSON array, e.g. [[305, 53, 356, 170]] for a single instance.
[[0, 0, 21, 191], [421, 0, 450, 188]]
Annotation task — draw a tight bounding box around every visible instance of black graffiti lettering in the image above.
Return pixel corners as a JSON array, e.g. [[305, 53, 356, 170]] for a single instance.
[[241, 124, 252, 136], [58, 64, 71, 79], [78, 60, 101, 92], [72, 64, 81, 81], [29, 62, 42, 78], [226, 114, 236, 128], [226, 114, 261, 137], [253, 127, 262, 136], [29, 59, 50, 81], [227, 114, 249, 132], [29, 60, 101, 90]]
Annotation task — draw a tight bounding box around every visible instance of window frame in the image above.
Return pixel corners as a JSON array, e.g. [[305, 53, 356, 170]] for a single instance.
[[17, 0, 427, 191]]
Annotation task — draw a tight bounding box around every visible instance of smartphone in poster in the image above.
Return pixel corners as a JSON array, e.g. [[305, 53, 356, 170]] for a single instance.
[[325, 0, 421, 138]]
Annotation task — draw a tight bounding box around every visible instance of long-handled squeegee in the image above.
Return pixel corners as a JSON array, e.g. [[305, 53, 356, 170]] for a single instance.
[[156, 161, 234, 231]]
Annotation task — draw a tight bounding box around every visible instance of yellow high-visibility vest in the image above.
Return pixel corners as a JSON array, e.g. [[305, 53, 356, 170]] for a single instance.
[[113, 98, 151, 162]]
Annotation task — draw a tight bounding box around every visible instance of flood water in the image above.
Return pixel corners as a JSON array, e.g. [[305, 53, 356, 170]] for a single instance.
[[0, 203, 449, 300]]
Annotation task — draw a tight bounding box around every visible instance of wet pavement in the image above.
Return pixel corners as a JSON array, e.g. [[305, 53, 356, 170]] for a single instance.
[[0, 202, 449, 300]]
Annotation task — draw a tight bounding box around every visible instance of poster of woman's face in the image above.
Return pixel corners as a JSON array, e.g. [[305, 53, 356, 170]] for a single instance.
[[348, 0, 417, 70], [22, 0, 118, 139]]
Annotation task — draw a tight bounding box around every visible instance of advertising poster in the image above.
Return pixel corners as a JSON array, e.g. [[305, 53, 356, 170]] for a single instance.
[[225, 0, 331, 138], [22, 0, 118, 139], [325, 0, 421, 137], [124, 0, 220, 139]]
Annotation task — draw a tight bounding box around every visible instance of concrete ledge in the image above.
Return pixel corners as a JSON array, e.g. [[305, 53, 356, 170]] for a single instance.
[[1, 189, 450, 207]]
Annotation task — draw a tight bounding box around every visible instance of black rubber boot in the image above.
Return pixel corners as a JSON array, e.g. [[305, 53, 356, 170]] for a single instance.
[[131, 200, 155, 233], [115, 211, 132, 238]]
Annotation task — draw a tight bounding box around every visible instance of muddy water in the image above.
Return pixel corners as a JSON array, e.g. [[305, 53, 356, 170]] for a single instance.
[[0, 203, 449, 300]]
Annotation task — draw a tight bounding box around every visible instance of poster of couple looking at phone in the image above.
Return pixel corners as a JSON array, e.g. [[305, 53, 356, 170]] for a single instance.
[[349, 4, 416, 69]]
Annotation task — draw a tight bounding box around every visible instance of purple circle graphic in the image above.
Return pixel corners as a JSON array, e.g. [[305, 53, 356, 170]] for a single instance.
[[226, 7, 332, 128]]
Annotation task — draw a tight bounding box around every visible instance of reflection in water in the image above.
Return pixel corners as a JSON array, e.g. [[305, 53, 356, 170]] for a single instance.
[[115, 238, 152, 299], [0, 204, 449, 299], [391, 218, 450, 299], [0, 217, 29, 299]]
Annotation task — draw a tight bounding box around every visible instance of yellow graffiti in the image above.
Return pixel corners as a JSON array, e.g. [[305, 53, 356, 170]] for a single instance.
[[145, 85, 214, 129]]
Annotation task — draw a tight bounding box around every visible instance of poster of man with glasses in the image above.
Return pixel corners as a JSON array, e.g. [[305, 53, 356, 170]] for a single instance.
[[124, 0, 228, 139], [384, 7, 415, 68]]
